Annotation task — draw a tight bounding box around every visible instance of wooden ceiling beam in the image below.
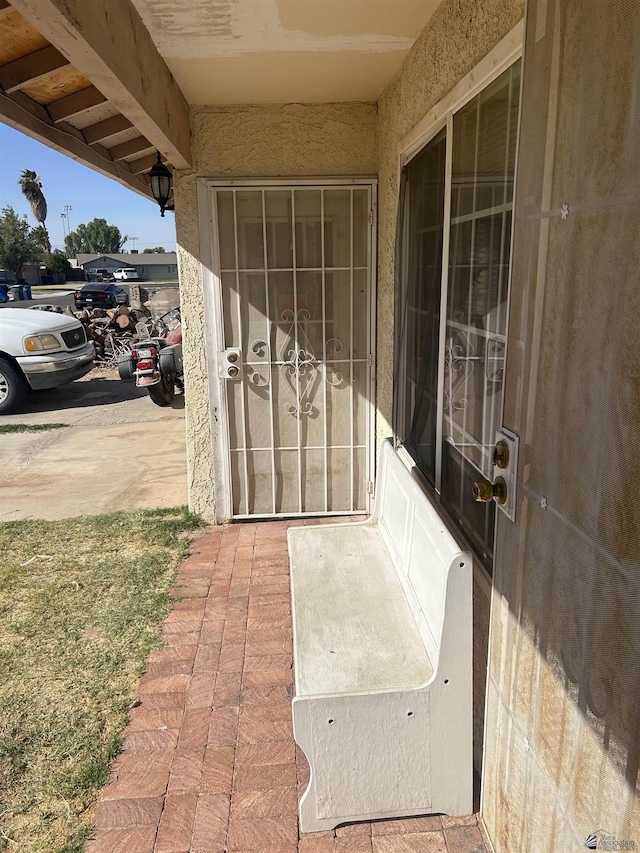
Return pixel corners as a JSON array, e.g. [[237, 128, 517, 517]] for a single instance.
[[0, 87, 153, 199], [47, 84, 106, 121], [129, 151, 163, 175], [0, 45, 69, 93], [108, 134, 152, 161], [83, 113, 132, 144], [10, 0, 191, 169]]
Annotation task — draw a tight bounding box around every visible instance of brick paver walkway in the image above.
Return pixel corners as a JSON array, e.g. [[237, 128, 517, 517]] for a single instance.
[[85, 520, 491, 853]]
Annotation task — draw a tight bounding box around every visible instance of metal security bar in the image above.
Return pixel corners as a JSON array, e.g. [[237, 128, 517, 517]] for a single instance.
[[214, 184, 374, 519]]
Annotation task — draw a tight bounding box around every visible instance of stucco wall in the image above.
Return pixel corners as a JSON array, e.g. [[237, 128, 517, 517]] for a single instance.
[[189, 104, 378, 177], [174, 103, 377, 519], [174, 171, 210, 517]]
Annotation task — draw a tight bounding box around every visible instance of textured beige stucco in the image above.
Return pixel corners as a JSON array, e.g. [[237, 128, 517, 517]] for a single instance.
[[173, 172, 213, 519], [175, 102, 377, 519], [189, 103, 377, 176]]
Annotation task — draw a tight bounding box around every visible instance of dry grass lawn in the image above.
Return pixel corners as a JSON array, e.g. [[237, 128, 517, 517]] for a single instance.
[[0, 507, 203, 853], [0, 425, 67, 434]]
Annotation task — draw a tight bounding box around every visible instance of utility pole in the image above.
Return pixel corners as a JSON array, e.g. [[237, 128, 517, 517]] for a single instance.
[[129, 236, 139, 252], [60, 205, 72, 246]]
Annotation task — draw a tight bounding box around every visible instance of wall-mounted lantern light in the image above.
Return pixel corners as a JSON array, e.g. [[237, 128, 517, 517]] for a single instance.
[[149, 152, 174, 217]]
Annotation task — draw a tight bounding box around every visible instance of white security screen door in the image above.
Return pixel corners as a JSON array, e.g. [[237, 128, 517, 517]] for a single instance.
[[213, 183, 375, 519]]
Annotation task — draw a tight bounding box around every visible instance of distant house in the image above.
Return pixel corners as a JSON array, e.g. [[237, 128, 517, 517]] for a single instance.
[[75, 253, 178, 282]]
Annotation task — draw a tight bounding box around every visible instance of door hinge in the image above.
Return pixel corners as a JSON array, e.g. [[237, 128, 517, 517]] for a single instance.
[[368, 353, 372, 367], [367, 480, 374, 495], [369, 210, 374, 226]]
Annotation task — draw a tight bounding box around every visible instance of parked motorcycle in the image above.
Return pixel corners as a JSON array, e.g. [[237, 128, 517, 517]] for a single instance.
[[117, 307, 183, 406]]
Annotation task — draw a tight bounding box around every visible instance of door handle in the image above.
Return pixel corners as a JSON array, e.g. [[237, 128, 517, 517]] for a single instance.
[[472, 476, 507, 505], [471, 431, 519, 519]]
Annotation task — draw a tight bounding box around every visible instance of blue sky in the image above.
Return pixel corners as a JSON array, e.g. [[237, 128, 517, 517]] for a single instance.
[[0, 122, 177, 254]]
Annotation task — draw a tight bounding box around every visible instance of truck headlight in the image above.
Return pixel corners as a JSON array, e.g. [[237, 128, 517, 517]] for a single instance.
[[24, 334, 60, 352]]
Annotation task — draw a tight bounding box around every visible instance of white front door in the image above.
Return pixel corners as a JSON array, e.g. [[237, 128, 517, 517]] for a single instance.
[[212, 182, 375, 519]]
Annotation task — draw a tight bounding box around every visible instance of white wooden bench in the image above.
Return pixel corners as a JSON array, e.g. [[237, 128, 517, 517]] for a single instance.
[[288, 438, 473, 832]]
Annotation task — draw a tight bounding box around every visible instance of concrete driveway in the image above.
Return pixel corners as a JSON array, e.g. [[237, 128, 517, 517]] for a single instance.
[[0, 367, 188, 521]]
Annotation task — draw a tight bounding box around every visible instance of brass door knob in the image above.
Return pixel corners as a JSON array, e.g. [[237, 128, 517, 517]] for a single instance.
[[491, 440, 509, 469], [472, 479, 493, 502], [472, 476, 507, 505]]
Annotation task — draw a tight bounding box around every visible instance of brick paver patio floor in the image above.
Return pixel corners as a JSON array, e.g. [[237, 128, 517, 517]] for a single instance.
[[85, 520, 491, 853]]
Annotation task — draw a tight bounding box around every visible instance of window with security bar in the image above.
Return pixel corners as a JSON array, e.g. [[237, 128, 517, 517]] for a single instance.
[[395, 60, 521, 571]]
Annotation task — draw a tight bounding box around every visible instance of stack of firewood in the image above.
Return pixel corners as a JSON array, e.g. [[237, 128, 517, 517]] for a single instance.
[[36, 301, 174, 369], [74, 305, 152, 368]]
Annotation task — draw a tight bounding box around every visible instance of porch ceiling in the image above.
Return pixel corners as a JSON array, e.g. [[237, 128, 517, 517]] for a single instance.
[[0, 0, 442, 201], [131, 0, 443, 104]]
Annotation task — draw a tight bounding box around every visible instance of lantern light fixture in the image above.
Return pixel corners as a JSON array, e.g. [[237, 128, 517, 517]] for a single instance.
[[149, 152, 174, 217]]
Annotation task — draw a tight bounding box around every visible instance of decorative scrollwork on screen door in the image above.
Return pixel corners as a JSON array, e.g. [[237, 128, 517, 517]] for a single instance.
[[275, 308, 345, 417]]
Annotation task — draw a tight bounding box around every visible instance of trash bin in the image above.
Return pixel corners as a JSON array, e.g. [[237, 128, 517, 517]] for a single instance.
[[8, 285, 31, 300]]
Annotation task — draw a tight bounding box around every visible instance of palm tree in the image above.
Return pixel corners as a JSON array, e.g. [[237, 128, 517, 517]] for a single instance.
[[19, 169, 50, 252]]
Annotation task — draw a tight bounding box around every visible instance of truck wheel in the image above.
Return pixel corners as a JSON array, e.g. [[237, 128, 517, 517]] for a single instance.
[[147, 375, 175, 407], [0, 358, 27, 415]]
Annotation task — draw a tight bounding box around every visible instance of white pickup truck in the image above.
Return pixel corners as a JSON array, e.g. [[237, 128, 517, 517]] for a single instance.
[[0, 308, 95, 414]]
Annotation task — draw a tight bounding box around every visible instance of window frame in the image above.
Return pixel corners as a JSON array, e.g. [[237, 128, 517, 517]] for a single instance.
[[393, 21, 524, 575]]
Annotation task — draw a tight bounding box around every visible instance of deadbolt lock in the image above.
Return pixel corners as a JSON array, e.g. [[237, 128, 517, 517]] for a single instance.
[[482, 428, 519, 521], [491, 440, 509, 469], [472, 476, 508, 505], [218, 348, 243, 379]]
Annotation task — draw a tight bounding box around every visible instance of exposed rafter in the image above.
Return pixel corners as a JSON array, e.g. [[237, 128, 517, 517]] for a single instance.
[[108, 135, 152, 161], [129, 151, 165, 175], [9, 0, 191, 168], [0, 44, 69, 93], [83, 114, 133, 145], [0, 88, 154, 199], [48, 85, 106, 122]]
